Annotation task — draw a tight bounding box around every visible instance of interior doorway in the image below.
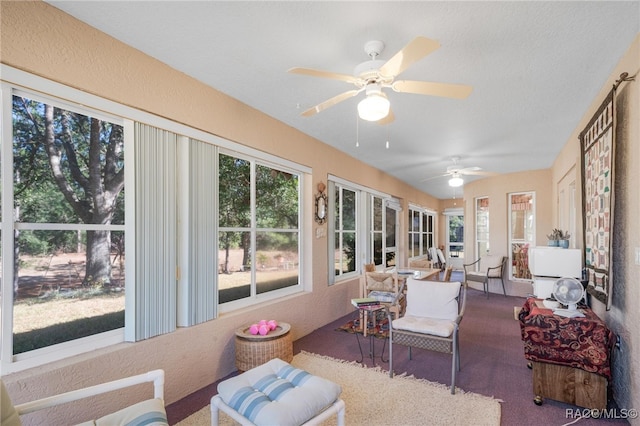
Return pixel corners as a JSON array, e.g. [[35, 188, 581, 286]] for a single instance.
[[444, 208, 464, 269]]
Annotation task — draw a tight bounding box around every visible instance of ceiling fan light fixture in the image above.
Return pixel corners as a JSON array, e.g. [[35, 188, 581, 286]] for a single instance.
[[358, 87, 390, 122], [448, 175, 464, 187]]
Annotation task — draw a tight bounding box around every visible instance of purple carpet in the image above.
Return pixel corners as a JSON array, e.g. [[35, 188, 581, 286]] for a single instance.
[[167, 275, 626, 425]]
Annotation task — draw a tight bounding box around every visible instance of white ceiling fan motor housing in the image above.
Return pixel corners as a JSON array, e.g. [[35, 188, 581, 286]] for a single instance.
[[353, 40, 388, 82], [354, 59, 386, 80]]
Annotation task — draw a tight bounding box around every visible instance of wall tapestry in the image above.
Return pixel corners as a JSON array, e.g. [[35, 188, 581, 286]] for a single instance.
[[580, 89, 616, 309]]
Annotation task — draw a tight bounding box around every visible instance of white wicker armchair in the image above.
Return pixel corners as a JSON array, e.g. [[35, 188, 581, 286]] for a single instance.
[[388, 278, 467, 394]]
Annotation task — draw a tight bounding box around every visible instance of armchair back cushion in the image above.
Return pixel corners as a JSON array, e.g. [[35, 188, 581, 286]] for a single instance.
[[405, 278, 461, 321]]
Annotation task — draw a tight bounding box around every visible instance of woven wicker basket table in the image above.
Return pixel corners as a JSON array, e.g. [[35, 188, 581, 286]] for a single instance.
[[235, 322, 293, 371]]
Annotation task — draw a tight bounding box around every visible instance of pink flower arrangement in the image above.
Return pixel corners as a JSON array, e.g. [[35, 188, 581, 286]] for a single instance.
[[249, 319, 278, 335]]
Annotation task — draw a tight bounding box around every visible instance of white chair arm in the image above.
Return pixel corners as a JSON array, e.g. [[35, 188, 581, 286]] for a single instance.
[[14, 369, 164, 415]]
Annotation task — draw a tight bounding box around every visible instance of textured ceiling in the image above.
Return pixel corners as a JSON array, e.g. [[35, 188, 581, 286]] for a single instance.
[[46, 1, 639, 199]]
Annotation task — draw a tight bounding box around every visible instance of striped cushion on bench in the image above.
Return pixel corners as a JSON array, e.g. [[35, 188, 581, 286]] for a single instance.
[[217, 358, 341, 426]]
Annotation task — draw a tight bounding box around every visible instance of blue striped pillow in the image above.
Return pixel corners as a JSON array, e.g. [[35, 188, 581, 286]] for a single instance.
[[227, 367, 312, 422]]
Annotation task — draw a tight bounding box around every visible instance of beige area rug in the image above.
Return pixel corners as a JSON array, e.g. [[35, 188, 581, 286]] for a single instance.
[[176, 351, 501, 426]]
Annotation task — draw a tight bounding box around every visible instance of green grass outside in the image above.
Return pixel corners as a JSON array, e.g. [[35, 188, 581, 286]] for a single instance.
[[13, 311, 124, 355]]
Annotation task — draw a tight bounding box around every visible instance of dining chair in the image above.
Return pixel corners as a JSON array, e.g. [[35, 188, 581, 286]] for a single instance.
[[443, 266, 453, 282], [408, 258, 432, 270], [362, 271, 403, 320]]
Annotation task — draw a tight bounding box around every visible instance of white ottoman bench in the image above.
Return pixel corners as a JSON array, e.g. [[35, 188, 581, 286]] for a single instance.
[[210, 358, 345, 426]]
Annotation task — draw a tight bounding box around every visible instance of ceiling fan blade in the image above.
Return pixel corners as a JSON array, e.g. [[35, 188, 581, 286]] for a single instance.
[[392, 80, 473, 99], [378, 36, 440, 78], [288, 67, 358, 84], [301, 89, 361, 117], [377, 108, 395, 125], [420, 172, 450, 183], [461, 170, 499, 177], [457, 166, 482, 174]]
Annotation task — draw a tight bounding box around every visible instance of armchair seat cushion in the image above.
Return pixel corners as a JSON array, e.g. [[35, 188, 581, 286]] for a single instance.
[[392, 315, 455, 337]]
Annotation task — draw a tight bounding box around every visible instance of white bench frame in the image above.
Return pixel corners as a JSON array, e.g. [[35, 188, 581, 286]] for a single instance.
[[14, 369, 164, 416]]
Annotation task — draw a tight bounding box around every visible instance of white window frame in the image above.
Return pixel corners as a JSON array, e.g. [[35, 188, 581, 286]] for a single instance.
[[330, 182, 359, 281], [328, 176, 392, 282], [407, 204, 436, 260], [1, 71, 132, 374], [475, 196, 490, 261], [369, 194, 384, 268], [367, 195, 401, 270], [217, 149, 307, 314], [384, 199, 401, 269]]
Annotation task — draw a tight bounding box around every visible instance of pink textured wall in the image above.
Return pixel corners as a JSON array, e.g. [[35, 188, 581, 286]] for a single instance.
[[0, 2, 440, 423], [462, 168, 552, 296]]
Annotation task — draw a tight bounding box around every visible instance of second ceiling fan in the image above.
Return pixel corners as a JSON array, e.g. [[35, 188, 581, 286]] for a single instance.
[[423, 156, 498, 187], [288, 36, 472, 123]]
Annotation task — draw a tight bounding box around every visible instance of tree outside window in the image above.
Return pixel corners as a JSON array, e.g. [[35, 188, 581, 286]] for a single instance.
[[218, 154, 300, 303], [334, 186, 357, 276], [8, 95, 125, 355]]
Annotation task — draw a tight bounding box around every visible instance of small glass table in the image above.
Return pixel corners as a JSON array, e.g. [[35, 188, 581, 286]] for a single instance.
[[354, 305, 388, 366]]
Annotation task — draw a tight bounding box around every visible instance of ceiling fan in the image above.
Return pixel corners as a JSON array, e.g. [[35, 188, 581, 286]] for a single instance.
[[422, 157, 497, 187], [288, 36, 472, 123]]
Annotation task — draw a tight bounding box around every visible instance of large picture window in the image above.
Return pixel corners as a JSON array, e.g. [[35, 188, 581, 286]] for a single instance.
[[3, 92, 126, 360], [218, 153, 301, 305]]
